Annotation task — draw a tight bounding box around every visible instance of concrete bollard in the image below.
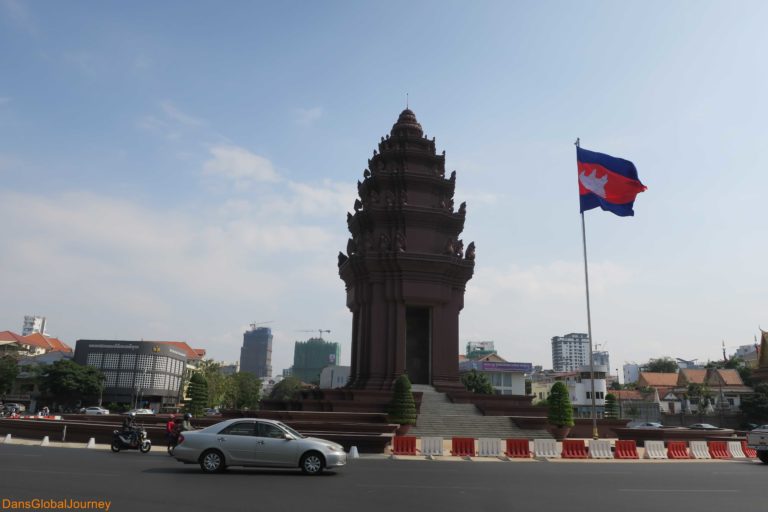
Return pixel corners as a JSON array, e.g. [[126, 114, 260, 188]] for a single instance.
[[3, 433, 11, 444], [86, 438, 96, 449], [349, 446, 359, 459], [41, 435, 50, 446]]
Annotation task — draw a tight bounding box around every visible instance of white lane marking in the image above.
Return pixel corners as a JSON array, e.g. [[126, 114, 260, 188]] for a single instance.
[[619, 489, 738, 493], [0, 467, 119, 477]]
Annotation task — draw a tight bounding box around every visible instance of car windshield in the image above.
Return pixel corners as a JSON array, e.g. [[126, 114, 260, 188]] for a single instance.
[[276, 422, 304, 439]]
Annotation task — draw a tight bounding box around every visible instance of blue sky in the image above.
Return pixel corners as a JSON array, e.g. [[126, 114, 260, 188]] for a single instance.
[[2, 0, 768, 377]]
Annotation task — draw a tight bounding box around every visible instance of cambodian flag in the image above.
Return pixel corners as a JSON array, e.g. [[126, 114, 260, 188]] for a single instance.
[[577, 147, 647, 217]]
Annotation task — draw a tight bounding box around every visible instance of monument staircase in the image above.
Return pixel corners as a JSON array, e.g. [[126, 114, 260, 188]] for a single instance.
[[408, 385, 551, 439]]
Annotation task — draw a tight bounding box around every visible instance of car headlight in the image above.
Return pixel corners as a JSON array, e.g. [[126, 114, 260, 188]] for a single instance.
[[326, 444, 343, 452]]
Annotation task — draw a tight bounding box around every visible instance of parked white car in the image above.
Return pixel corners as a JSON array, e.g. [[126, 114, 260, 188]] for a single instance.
[[82, 406, 110, 415], [123, 408, 155, 416]]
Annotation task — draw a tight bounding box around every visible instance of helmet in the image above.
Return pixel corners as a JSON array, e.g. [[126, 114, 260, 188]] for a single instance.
[[129, 412, 136, 418], [184, 413, 192, 420]]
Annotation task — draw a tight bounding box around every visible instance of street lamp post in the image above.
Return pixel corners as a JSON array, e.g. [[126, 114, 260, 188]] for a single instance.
[[98, 376, 106, 407], [137, 368, 147, 409]]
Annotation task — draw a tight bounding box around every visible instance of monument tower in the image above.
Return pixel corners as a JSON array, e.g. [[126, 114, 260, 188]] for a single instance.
[[338, 109, 475, 391]]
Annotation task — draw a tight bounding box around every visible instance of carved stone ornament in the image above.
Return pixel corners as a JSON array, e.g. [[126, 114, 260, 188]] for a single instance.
[[379, 233, 391, 252], [465, 241, 476, 261], [444, 238, 455, 256], [395, 232, 406, 252]]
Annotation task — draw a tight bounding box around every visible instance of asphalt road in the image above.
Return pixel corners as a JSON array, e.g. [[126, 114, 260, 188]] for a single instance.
[[1, 444, 767, 512]]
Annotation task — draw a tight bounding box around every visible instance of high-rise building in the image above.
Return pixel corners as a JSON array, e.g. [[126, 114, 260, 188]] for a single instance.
[[551, 332, 590, 372], [291, 338, 340, 385], [240, 326, 272, 378], [22, 315, 47, 336], [593, 350, 610, 370]]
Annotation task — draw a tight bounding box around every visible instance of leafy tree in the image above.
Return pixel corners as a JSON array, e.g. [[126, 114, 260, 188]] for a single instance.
[[609, 380, 622, 390], [460, 369, 494, 395], [0, 355, 19, 395], [547, 381, 574, 428], [738, 366, 754, 387], [741, 383, 768, 422], [40, 360, 104, 408], [387, 374, 417, 426], [644, 357, 678, 373], [705, 357, 754, 386], [186, 372, 208, 416], [223, 372, 262, 410], [604, 393, 619, 419], [268, 376, 302, 402], [687, 382, 713, 410], [197, 359, 227, 407]]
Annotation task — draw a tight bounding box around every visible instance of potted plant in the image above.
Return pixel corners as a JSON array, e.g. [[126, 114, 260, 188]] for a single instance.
[[547, 381, 574, 440], [388, 374, 417, 435]]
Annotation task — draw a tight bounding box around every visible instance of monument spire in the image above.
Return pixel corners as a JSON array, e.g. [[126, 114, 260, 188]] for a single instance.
[[339, 110, 475, 391]]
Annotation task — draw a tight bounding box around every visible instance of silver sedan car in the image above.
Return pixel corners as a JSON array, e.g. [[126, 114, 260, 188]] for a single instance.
[[172, 418, 347, 475]]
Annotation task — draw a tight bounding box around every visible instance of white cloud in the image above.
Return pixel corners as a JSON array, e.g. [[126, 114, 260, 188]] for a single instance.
[[0, 188, 351, 361], [203, 144, 280, 186], [137, 115, 181, 140], [160, 101, 204, 127], [1, 0, 36, 35], [253, 180, 354, 219], [469, 260, 633, 305], [295, 106, 323, 126], [138, 101, 208, 140]]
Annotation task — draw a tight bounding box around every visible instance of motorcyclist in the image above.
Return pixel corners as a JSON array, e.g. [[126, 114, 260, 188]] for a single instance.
[[181, 412, 193, 432], [166, 414, 178, 446], [166, 414, 176, 436], [121, 412, 137, 445]]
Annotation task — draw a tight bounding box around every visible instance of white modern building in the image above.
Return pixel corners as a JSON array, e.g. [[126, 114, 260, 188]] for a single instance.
[[559, 365, 609, 417], [623, 363, 641, 384], [22, 316, 47, 336], [551, 333, 590, 372], [319, 365, 350, 389], [459, 355, 531, 395]]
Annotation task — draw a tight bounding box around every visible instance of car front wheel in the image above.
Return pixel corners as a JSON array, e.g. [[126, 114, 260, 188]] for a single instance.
[[300, 451, 324, 475], [200, 449, 225, 473], [758, 451, 768, 464]]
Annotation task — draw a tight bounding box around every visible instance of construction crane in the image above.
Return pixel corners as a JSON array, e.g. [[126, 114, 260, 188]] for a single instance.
[[297, 329, 331, 340], [250, 320, 274, 330]]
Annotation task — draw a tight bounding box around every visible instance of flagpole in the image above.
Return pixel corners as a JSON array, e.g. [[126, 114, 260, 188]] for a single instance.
[[576, 137, 599, 440]]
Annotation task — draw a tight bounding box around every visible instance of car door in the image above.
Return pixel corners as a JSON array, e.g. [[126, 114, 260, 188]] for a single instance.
[[215, 421, 257, 464], [254, 422, 296, 466]]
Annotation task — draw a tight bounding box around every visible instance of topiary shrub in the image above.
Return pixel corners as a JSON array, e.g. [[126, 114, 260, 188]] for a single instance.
[[185, 372, 209, 417], [388, 374, 417, 426], [547, 381, 574, 428], [604, 393, 619, 419]]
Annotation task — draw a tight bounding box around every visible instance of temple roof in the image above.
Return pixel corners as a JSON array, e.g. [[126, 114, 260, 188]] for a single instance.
[[390, 108, 423, 137]]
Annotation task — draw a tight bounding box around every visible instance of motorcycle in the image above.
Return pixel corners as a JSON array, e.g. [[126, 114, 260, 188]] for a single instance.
[[111, 427, 151, 453]]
